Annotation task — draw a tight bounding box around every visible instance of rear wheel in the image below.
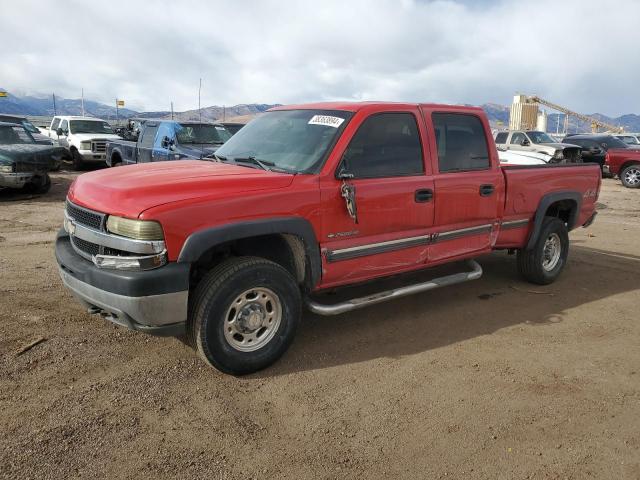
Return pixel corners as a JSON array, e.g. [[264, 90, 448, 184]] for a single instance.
[[187, 257, 301, 375], [620, 164, 640, 188], [517, 217, 569, 285]]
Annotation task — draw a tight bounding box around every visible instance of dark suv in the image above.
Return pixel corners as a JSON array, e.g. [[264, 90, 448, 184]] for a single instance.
[[562, 134, 634, 173]]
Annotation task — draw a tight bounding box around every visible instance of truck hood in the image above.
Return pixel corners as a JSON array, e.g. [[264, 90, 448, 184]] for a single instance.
[[68, 160, 296, 217], [0, 144, 65, 172], [69, 133, 122, 142], [608, 148, 640, 157], [542, 142, 581, 150]]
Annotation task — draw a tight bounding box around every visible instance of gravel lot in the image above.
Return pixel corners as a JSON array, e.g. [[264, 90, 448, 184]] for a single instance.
[[1, 171, 639, 479]]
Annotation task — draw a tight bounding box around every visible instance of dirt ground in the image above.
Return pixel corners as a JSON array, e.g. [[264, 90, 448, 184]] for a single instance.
[[1, 169, 639, 480]]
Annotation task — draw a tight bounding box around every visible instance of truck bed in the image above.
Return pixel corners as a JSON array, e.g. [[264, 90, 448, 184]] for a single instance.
[[496, 163, 601, 248]]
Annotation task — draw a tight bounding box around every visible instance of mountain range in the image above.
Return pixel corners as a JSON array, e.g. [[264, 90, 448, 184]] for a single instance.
[[2, 89, 639, 132]]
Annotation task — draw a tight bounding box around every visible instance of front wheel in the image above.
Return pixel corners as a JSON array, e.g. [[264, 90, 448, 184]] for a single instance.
[[188, 257, 301, 375], [517, 217, 569, 285], [71, 149, 84, 170], [620, 164, 640, 188]]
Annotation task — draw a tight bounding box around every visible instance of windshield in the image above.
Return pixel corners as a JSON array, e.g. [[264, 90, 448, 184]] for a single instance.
[[618, 135, 640, 145], [214, 109, 353, 173], [69, 120, 114, 134], [527, 131, 556, 144], [605, 136, 629, 149], [176, 123, 232, 144], [20, 120, 40, 133], [0, 125, 35, 145]]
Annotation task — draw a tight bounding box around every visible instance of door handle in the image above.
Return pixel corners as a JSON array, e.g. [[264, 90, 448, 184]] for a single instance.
[[479, 184, 494, 196], [415, 188, 433, 203]]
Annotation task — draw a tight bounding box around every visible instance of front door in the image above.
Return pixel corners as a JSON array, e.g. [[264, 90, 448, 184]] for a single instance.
[[426, 111, 504, 263], [319, 110, 435, 288]]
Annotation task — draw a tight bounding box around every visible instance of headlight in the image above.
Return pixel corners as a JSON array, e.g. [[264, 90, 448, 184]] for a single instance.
[[106, 216, 164, 240], [0, 165, 14, 173], [554, 150, 564, 159], [80, 141, 92, 150]]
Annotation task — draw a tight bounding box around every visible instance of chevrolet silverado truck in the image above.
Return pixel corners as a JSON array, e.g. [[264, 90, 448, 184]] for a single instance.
[[495, 130, 582, 163], [106, 120, 232, 166], [45, 116, 121, 170], [56, 102, 601, 375], [0, 121, 64, 193], [604, 148, 640, 188]]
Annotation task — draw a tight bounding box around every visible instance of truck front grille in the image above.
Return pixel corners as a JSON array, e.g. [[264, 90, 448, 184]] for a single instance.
[[71, 236, 100, 257], [92, 141, 107, 153], [66, 201, 104, 230]]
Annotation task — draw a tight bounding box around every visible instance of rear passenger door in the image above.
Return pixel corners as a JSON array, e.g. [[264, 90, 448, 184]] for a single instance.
[[137, 123, 159, 163], [426, 111, 504, 263]]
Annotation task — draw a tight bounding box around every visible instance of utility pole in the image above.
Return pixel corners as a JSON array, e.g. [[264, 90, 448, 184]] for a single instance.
[[81, 88, 85, 116], [115, 98, 119, 125], [198, 78, 202, 123], [171, 101, 174, 120]]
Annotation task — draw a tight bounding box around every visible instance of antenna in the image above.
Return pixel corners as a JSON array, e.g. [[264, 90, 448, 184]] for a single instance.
[[81, 88, 85, 117], [52, 93, 57, 115], [171, 101, 174, 120]]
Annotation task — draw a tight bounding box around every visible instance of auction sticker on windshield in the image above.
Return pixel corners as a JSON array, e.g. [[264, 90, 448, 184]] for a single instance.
[[308, 115, 345, 128]]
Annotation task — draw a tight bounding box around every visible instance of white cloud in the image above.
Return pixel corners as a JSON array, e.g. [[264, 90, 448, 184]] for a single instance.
[[2, 0, 639, 115]]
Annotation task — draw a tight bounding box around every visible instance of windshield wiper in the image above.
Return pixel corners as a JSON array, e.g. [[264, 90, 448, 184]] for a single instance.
[[232, 156, 274, 171]]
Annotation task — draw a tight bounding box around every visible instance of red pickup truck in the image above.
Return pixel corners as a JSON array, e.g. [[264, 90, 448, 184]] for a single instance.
[[56, 102, 601, 374], [605, 149, 640, 188]]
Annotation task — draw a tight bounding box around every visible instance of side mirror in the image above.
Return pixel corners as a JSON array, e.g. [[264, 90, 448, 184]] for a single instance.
[[521, 139, 530, 146], [591, 147, 602, 154], [56, 127, 63, 136], [161, 136, 175, 149]]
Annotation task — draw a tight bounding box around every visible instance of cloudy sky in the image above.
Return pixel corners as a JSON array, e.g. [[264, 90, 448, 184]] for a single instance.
[[3, 0, 640, 115]]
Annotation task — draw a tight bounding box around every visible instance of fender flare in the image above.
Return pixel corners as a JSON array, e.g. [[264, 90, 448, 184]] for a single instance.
[[177, 217, 322, 287], [526, 190, 582, 250]]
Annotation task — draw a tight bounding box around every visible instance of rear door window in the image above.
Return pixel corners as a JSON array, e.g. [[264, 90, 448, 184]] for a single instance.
[[139, 125, 159, 148], [432, 113, 490, 172]]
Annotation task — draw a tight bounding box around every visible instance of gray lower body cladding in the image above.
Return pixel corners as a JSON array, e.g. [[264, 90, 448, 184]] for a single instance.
[[55, 230, 189, 335]]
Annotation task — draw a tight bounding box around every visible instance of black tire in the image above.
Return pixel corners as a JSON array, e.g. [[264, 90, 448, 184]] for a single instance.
[[22, 174, 51, 194], [517, 217, 569, 285], [620, 164, 640, 189], [71, 149, 84, 170], [188, 256, 302, 375]]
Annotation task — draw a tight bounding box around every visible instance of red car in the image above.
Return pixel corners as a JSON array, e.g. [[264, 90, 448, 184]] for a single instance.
[[604, 149, 640, 188], [56, 102, 601, 374]]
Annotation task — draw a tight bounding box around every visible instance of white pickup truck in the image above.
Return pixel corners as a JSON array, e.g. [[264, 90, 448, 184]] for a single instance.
[[44, 116, 121, 169]]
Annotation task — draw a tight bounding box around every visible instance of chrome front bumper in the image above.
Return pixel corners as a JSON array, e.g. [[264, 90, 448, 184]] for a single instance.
[[0, 172, 34, 188]]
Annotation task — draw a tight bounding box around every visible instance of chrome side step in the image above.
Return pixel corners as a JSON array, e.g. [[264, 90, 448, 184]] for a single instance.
[[305, 259, 483, 316]]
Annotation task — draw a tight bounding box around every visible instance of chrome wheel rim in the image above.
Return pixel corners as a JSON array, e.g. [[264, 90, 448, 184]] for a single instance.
[[542, 233, 562, 271], [624, 167, 640, 186], [224, 287, 282, 352]]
